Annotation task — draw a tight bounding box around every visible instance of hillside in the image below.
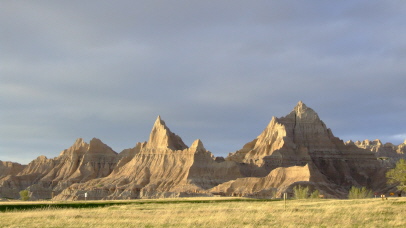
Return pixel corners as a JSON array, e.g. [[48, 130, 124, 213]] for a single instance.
[[1, 101, 403, 200]]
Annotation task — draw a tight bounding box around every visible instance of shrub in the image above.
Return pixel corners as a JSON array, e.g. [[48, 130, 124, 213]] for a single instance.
[[348, 186, 372, 199], [310, 189, 320, 199], [293, 185, 309, 199], [19, 190, 30, 201]]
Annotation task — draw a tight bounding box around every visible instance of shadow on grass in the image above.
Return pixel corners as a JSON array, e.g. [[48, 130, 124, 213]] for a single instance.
[[0, 198, 280, 212]]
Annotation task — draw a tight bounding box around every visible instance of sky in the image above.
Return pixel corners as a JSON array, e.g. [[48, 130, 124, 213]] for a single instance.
[[1, 1, 406, 164]]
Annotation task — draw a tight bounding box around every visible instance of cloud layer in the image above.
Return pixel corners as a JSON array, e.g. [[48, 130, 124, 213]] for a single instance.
[[1, 1, 406, 164]]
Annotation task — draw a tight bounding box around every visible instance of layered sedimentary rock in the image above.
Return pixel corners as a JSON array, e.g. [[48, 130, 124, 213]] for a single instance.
[[0, 138, 118, 199], [210, 164, 343, 198], [0, 161, 25, 179], [0, 102, 401, 200], [226, 101, 386, 196], [54, 117, 242, 200], [347, 139, 406, 167]]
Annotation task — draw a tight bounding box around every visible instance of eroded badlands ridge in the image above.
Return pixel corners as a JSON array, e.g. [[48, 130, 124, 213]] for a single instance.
[[1, 102, 404, 200]]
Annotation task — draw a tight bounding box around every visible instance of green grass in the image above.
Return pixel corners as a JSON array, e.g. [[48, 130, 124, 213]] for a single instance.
[[0, 197, 405, 227]]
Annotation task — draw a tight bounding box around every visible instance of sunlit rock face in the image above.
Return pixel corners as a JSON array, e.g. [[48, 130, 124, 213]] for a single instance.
[[55, 117, 243, 200], [0, 138, 118, 199], [0, 161, 25, 179], [0, 102, 399, 200], [349, 139, 406, 168], [226, 101, 386, 196]]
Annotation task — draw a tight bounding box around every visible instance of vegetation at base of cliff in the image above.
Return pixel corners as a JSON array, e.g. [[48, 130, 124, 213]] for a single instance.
[[0, 197, 405, 227], [348, 186, 373, 199], [293, 185, 321, 199], [386, 158, 406, 191], [19, 190, 30, 201]]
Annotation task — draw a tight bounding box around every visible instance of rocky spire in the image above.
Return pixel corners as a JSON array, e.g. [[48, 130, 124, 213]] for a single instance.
[[291, 101, 320, 121], [59, 138, 89, 157], [190, 139, 206, 151], [147, 116, 188, 150], [227, 101, 332, 167]]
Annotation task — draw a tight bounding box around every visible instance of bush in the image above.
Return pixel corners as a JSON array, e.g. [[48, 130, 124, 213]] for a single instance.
[[348, 186, 372, 199], [19, 190, 30, 201], [310, 189, 321, 199], [293, 185, 309, 199]]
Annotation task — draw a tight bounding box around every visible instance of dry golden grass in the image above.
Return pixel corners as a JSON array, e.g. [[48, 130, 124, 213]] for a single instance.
[[0, 197, 405, 227]]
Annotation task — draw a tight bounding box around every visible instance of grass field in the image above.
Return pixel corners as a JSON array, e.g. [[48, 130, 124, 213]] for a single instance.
[[0, 197, 405, 227]]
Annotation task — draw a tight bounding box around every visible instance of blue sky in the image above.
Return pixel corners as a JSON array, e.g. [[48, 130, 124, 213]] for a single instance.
[[1, 1, 406, 164]]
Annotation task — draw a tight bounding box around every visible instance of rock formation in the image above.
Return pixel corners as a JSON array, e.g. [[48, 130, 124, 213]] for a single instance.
[[347, 139, 406, 168], [222, 101, 386, 197], [0, 102, 402, 200], [211, 164, 340, 198], [0, 138, 118, 199], [0, 161, 25, 179], [54, 116, 242, 200]]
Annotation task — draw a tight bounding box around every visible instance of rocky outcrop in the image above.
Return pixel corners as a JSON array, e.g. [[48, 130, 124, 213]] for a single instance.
[[0, 138, 118, 199], [55, 117, 243, 200], [210, 164, 342, 198], [227, 101, 386, 194], [186, 140, 243, 190], [0, 161, 25, 179], [348, 139, 406, 167], [227, 101, 336, 172], [1, 102, 402, 200], [146, 115, 188, 150]]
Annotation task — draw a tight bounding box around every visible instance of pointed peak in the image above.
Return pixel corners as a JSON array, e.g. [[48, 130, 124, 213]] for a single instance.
[[90, 137, 103, 144], [190, 139, 206, 151], [147, 116, 188, 150], [154, 115, 165, 126], [294, 101, 310, 113], [288, 101, 319, 120], [88, 138, 117, 155], [74, 138, 85, 144], [59, 138, 89, 156], [265, 116, 280, 128], [295, 100, 306, 108], [70, 138, 88, 148]]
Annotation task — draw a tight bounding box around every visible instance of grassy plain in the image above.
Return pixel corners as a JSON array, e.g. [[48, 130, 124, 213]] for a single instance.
[[0, 197, 405, 227]]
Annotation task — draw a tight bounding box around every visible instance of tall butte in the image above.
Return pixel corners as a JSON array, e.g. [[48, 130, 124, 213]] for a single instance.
[[146, 115, 188, 150], [227, 101, 331, 170], [227, 101, 384, 192]]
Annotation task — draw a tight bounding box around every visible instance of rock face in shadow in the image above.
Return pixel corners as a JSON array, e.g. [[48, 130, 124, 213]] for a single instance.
[[0, 102, 400, 200], [210, 164, 341, 198]]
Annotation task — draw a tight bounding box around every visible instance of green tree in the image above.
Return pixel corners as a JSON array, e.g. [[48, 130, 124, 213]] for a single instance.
[[19, 189, 30, 201], [348, 186, 372, 199], [293, 185, 309, 199], [386, 159, 406, 191]]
